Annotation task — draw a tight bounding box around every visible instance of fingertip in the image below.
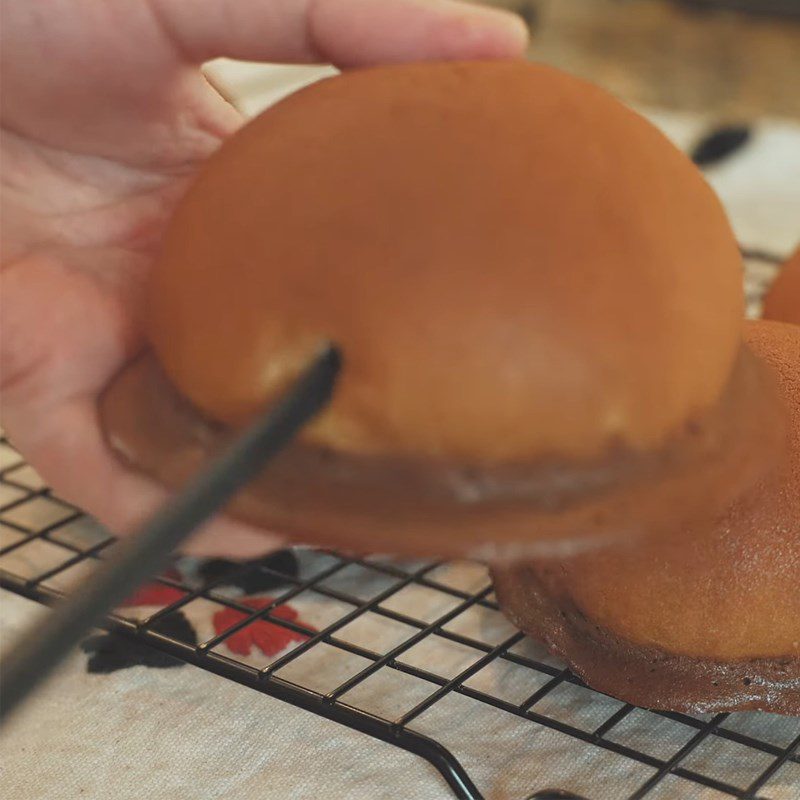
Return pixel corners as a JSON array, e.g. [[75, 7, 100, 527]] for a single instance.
[[435, 6, 530, 60]]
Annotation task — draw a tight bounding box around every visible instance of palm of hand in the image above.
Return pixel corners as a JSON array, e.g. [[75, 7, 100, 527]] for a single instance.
[[0, 0, 526, 556], [0, 5, 255, 552]]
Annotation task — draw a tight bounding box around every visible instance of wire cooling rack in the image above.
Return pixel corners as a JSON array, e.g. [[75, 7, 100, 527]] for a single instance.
[[1, 433, 799, 799]]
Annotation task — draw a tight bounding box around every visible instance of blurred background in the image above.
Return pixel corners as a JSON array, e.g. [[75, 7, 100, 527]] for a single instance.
[[486, 0, 800, 119]]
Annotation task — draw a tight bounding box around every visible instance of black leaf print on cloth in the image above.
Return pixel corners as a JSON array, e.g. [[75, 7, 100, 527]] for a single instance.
[[81, 611, 197, 674], [197, 549, 300, 594]]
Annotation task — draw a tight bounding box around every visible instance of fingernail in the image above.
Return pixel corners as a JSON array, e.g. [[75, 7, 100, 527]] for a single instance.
[[433, 0, 531, 56], [473, 3, 531, 46]]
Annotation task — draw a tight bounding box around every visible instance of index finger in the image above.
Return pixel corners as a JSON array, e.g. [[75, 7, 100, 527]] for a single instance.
[[152, 0, 529, 66]]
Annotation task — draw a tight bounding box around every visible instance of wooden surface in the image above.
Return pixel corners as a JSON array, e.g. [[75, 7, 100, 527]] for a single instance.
[[487, 0, 800, 119]]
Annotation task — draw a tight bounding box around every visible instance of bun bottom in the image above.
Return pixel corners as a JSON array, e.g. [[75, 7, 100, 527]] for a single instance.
[[99, 346, 783, 559], [491, 561, 800, 714]]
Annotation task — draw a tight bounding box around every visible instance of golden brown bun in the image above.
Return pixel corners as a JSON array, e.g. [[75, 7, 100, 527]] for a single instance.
[[148, 60, 744, 465], [763, 246, 800, 326], [492, 320, 800, 712]]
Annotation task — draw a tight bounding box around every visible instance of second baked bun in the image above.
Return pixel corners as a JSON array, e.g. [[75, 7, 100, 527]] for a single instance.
[[763, 246, 800, 326], [492, 320, 800, 713]]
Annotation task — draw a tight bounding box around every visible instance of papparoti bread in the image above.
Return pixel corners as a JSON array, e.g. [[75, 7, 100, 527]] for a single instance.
[[148, 60, 744, 462], [101, 60, 775, 557]]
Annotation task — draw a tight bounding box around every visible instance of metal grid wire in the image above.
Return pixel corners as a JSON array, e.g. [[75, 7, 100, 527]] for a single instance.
[[0, 246, 796, 800]]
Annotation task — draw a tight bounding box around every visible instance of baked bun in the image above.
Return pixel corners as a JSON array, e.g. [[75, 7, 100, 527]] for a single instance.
[[763, 246, 800, 326], [101, 60, 775, 557], [492, 320, 800, 713]]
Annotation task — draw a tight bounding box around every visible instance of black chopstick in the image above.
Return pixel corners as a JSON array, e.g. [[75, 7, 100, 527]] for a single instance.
[[0, 345, 340, 723]]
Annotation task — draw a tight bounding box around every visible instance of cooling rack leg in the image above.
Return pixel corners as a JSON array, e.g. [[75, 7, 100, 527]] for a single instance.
[[392, 734, 484, 800], [119, 629, 487, 800]]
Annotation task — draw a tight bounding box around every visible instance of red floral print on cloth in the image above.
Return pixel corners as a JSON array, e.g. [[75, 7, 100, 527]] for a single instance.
[[121, 568, 187, 608], [213, 598, 314, 657]]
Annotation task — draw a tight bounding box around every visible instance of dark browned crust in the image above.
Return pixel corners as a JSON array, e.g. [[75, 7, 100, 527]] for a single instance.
[[99, 345, 785, 559], [491, 563, 800, 714]]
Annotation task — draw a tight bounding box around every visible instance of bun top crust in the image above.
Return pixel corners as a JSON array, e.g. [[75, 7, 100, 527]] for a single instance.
[[148, 60, 744, 464]]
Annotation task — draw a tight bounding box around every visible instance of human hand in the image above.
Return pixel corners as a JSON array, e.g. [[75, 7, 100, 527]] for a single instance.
[[0, 0, 527, 557]]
